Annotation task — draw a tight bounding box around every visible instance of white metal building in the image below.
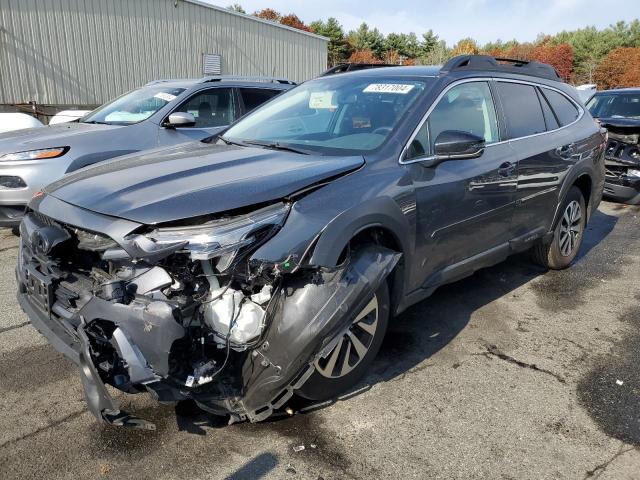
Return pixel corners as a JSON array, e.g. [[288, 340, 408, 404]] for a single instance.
[[0, 0, 328, 110]]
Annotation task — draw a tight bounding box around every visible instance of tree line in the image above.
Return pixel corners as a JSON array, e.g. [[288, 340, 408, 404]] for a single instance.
[[226, 5, 640, 88]]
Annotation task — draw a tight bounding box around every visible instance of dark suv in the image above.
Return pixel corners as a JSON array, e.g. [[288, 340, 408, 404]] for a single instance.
[[17, 55, 605, 428], [586, 88, 640, 204]]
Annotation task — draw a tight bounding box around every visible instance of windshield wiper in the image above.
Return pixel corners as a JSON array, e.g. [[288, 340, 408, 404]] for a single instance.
[[82, 120, 110, 125], [216, 136, 246, 147], [241, 140, 310, 155]]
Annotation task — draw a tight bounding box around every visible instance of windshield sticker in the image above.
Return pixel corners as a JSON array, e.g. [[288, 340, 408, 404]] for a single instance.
[[154, 92, 177, 102], [363, 84, 415, 94], [352, 117, 372, 129], [309, 91, 337, 109]]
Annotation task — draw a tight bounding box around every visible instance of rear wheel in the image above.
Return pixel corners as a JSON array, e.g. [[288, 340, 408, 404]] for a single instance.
[[532, 186, 586, 270], [297, 282, 390, 401]]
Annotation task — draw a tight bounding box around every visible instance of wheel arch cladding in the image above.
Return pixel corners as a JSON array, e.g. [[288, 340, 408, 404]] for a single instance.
[[336, 225, 406, 315], [309, 196, 411, 267], [573, 173, 593, 211], [550, 170, 594, 232]]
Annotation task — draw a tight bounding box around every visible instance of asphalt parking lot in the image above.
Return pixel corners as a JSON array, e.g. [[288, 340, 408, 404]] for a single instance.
[[1, 200, 639, 480]]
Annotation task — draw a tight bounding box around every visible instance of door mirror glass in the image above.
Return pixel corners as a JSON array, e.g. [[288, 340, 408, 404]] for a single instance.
[[434, 130, 485, 159], [166, 112, 196, 128]]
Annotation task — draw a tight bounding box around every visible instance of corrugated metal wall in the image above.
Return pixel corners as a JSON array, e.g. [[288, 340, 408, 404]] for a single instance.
[[0, 0, 328, 106]]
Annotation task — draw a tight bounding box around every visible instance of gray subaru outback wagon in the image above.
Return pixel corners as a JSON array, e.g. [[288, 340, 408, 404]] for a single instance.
[[17, 56, 605, 428]]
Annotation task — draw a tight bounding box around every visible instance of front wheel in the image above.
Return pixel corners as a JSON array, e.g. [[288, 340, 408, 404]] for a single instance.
[[531, 186, 586, 269], [297, 282, 390, 401]]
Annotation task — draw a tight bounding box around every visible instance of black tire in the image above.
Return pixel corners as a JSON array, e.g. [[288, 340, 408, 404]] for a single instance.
[[531, 186, 586, 270], [297, 281, 390, 401]]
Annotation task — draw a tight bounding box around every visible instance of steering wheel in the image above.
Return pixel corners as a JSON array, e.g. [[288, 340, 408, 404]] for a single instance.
[[372, 126, 392, 135]]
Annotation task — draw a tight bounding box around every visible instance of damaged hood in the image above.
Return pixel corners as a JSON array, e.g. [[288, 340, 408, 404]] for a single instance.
[[44, 142, 364, 225], [597, 117, 640, 130]]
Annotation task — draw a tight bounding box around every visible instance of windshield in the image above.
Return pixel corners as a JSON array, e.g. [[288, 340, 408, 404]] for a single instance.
[[82, 86, 186, 125], [587, 92, 640, 119], [222, 75, 432, 154]]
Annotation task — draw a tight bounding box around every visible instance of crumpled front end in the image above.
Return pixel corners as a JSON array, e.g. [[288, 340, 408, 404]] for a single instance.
[[602, 124, 640, 204], [16, 205, 399, 428]]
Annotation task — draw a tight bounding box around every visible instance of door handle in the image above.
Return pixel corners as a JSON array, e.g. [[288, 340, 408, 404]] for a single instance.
[[498, 162, 516, 177]]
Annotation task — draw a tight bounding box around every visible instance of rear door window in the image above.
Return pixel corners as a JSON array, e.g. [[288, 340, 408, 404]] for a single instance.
[[541, 88, 579, 126], [240, 88, 282, 113], [496, 82, 546, 139]]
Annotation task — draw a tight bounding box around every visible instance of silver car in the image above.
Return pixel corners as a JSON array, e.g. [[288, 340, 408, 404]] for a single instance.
[[0, 76, 294, 226]]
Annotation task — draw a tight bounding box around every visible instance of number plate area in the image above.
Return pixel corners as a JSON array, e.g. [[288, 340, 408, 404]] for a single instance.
[[24, 266, 54, 314]]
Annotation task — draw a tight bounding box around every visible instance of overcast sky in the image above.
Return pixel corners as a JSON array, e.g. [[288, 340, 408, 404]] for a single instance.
[[204, 0, 637, 46]]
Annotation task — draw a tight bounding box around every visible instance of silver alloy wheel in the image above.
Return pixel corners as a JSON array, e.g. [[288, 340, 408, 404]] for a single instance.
[[559, 200, 582, 257], [314, 295, 379, 379]]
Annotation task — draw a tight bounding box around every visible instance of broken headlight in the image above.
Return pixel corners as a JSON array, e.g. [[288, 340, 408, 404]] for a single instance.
[[143, 203, 289, 269]]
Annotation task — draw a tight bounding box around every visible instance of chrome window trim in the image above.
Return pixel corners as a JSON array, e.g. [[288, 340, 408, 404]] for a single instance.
[[399, 77, 585, 166]]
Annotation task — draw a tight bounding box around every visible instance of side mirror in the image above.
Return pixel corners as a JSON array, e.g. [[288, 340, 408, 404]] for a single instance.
[[165, 112, 196, 128], [434, 130, 485, 160]]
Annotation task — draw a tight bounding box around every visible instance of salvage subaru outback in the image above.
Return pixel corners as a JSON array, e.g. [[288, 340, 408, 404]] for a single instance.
[[17, 55, 605, 429]]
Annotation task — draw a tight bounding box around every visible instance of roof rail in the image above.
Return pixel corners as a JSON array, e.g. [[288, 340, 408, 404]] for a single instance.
[[322, 63, 396, 76], [145, 79, 194, 85], [199, 76, 297, 85], [440, 55, 561, 81]]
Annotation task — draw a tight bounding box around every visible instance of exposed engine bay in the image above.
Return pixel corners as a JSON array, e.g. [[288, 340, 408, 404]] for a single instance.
[[601, 122, 640, 204], [16, 204, 399, 428]]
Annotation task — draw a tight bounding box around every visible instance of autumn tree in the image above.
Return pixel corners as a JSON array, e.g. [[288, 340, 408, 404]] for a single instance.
[[502, 43, 535, 61], [280, 14, 311, 32], [620, 64, 640, 88], [595, 47, 640, 89], [347, 49, 382, 64], [253, 8, 281, 22], [531, 43, 574, 80], [451, 38, 479, 56], [252, 9, 311, 33]]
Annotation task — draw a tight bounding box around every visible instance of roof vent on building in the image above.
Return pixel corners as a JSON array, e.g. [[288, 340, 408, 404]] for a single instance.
[[203, 54, 222, 75]]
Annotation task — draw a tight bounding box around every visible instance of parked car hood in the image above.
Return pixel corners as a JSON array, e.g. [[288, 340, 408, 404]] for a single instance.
[[44, 142, 365, 225], [597, 117, 640, 129], [0, 122, 124, 156]]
